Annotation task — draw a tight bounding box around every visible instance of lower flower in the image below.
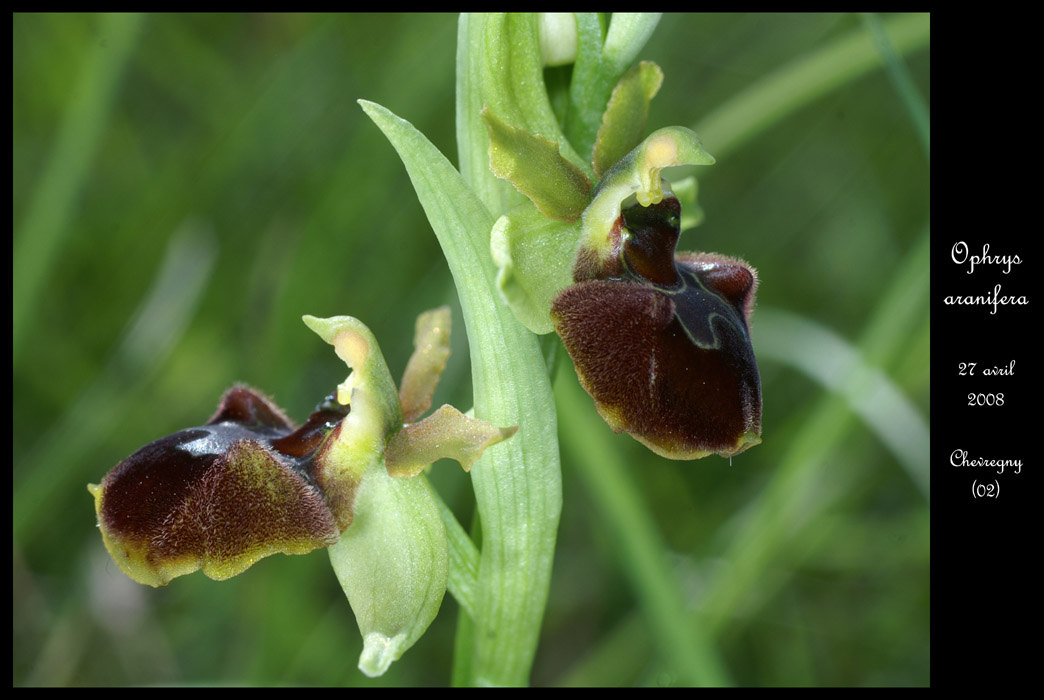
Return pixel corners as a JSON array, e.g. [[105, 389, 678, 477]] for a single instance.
[[88, 308, 517, 676]]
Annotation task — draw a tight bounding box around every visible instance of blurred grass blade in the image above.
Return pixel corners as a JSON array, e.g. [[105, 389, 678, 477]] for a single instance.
[[13, 13, 145, 362], [556, 371, 731, 687], [13, 221, 217, 540], [700, 227, 930, 635], [696, 13, 929, 159], [754, 307, 930, 500], [861, 13, 930, 159]]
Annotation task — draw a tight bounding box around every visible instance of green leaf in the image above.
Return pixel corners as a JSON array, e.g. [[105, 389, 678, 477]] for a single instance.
[[592, 61, 663, 177], [490, 201, 580, 334], [482, 107, 591, 222]]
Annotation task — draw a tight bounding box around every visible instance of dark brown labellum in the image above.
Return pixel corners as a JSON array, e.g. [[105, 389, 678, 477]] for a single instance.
[[552, 196, 762, 459], [90, 386, 350, 586]]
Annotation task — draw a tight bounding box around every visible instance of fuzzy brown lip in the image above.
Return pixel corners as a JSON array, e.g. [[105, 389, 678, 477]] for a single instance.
[[552, 195, 761, 459]]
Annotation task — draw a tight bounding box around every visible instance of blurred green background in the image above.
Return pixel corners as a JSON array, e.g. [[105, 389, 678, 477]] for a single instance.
[[13, 13, 930, 686]]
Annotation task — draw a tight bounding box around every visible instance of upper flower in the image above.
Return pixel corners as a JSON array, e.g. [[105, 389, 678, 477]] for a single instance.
[[482, 61, 762, 459]]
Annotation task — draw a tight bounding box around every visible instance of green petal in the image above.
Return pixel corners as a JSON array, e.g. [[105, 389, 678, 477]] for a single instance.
[[399, 306, 452, 423], [385, 404, 518, 477], [482, 107, 591, 222], [490, 201, 581, 334], [592, 61, 663, 177]]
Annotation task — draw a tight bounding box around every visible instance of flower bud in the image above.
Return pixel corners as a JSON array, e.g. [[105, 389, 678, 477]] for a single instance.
[[538, 13, 578, 67]]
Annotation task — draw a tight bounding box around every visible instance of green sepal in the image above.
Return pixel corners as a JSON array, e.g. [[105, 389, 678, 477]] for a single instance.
[[490, 200, 582, 334], [482, 107, 591, 222], [458, 13, 592, 215], [328, 461, 448, 677], [385, 404, 518, 477], [580, 126, 715, 269], [592, 61, 663, 177]]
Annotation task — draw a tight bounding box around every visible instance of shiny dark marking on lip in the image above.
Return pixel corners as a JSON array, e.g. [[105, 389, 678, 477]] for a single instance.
[[617, 196, 752, 351], [101, 388, 351, 536], [620, 258, 752, 351]]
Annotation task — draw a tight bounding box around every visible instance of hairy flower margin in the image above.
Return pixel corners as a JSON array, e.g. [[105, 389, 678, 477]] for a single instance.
[[89, 308, 515, 676]]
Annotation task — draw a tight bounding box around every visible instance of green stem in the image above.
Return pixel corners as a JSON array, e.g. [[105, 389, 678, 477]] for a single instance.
[[434, 490, 480, 619]]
